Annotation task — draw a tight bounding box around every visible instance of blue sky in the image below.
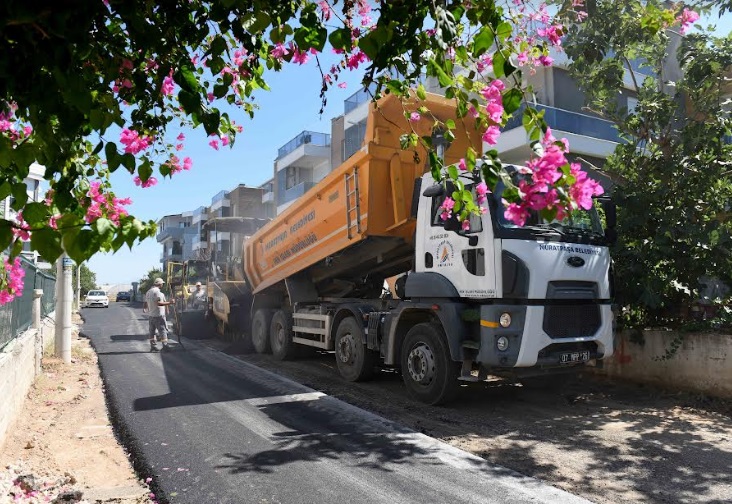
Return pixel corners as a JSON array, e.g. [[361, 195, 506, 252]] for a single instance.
[[88, 8, 732, 286]]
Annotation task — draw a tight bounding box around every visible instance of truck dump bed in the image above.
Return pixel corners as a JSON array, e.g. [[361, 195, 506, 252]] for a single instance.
[[243, 93, 482, 296]]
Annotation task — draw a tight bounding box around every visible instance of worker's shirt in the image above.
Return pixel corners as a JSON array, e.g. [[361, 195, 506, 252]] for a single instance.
[[191, 289, 206, 308], [145, 287, 167, 317]]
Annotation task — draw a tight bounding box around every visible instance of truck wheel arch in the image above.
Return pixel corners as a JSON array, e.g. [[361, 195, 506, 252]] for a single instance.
[[330, 305, 373, 347], [386, 305, 465, 366]]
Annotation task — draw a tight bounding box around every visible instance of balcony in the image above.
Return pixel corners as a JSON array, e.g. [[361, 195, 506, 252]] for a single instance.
[[279, 181, 315, 206], [496, 104, 621, 164], [277, 131, 331, 159], [156, 227, 184, 243], [504, 104, 621, 143]]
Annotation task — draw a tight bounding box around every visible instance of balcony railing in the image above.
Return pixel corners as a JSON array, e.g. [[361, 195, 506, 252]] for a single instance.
[[277, 131, 331, 159], [344, 83, 377, 114], [503, 104, 621, 144], [279, 181, 315, 206]]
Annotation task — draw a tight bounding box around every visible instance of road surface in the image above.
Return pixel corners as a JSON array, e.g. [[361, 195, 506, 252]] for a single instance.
[[81, 304, 591, 504]]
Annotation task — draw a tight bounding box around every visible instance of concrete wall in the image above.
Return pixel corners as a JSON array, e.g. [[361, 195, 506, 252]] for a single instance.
[[0, 313, 55, 451], [599, 330, 732, 398]]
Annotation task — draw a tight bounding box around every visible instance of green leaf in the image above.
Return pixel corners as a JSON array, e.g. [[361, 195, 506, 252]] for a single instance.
[[0, 182, 12, 201], [329, 28, 353, 52], [493, 51, 506, 78], [473, 26, 495, 56], [177, 66, 201, 93], [30, 228, 63, 263], [242, 11, 271, 34], [105, 142, 121, 172], [63, 229, 97, 264], [93, 218, 115, 240], [496, 22, 512, 42], [428, 59, 454, 87], [448, 165, 459, 180], [416, 84, 427, 101], [445, 119, 456, 130], [138, 159, 153, 182], [23, 202, 49, 225], [0, 221, 13, 252], [11, 183, 28, 211], [503, 88, 522, 115]]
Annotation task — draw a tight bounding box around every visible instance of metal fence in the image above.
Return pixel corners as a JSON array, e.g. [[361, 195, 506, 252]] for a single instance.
[[0, 257, 56, 351]]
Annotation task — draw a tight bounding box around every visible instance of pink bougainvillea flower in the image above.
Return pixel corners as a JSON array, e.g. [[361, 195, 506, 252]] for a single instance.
[[461, 219, 471, 231], [133, 175, 158, 188], [270, 42, 289, 61], [409, 112, 421, 122], [162, 71, 175, 96], [318, 0, 332, 21], [119, 128, 152, 155], [337, 82, 347, 89], [183, 157, 193, 170], [482, 125, 501, 145], [504, 201, 530, 226], [458, 158, 467, 171], [221, 136, 229, 147], [208, 138, 219, 150], [677, 8, 700, 34]]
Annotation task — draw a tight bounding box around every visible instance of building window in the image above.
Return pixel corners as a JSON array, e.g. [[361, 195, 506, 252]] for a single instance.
[[627, 97, 638, 114], [286, 166, 298, 189]]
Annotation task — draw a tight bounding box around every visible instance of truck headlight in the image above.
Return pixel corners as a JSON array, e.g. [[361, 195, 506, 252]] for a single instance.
[[499, 312, 512, 328], [496, 336, 509, 351]]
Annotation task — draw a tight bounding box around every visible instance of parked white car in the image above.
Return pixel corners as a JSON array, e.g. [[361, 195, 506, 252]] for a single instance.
[[84, 290, 109, 308]]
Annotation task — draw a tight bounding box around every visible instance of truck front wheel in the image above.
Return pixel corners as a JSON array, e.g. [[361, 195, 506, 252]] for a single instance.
[[334, 317, 376, 382], [400, 323, 460, 405], [270, 310, 298, 360], [251, 309, 272, 354]]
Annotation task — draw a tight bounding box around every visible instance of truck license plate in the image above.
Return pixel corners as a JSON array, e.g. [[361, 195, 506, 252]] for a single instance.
[[560, 350, 590, 364]]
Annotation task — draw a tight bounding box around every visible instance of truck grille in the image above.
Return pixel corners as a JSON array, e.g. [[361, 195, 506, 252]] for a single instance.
[[543, 305, 601, 338], [543, 281, 601, 339]]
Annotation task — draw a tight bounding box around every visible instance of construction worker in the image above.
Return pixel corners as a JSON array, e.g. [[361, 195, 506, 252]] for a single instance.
[[189, 281, 207, 310], [142, 278, 172, 351]]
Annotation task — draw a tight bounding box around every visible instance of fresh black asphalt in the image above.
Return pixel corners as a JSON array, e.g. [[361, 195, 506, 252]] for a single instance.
[[81, 304, 592, 504]]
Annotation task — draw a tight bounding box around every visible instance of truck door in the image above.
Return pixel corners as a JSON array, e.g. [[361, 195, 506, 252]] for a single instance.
[[414, 179, 497, 299]]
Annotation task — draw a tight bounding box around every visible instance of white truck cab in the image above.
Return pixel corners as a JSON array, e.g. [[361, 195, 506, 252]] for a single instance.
[[404, 168, 614, 384]]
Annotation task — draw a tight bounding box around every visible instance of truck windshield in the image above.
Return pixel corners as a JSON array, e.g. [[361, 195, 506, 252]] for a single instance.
[[491, 181, 606, 243]]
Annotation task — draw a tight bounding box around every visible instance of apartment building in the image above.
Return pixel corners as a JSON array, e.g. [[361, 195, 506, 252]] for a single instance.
[[156, 212, 194, 272], [273, 130, 331, 214]]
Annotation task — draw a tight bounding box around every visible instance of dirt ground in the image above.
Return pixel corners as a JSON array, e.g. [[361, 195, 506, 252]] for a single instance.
[[0, 318, 154, 504], [212, 338, 732, 504]]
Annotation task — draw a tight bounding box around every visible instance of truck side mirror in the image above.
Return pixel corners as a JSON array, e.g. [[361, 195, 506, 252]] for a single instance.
[[422, 184, 444, 198]]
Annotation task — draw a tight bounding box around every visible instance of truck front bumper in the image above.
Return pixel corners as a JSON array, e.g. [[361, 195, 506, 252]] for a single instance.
[[475, 304, 614, 368]]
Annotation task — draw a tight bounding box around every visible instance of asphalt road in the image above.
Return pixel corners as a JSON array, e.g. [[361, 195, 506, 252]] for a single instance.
[[81, 304, 593, 504]]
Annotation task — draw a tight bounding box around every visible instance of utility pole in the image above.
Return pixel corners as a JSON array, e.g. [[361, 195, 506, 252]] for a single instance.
[[54, 253, 73, 363], [75, 263, 81, 312]]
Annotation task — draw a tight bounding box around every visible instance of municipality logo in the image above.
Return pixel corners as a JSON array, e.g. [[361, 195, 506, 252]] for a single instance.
[[436, 240, 454, 267]]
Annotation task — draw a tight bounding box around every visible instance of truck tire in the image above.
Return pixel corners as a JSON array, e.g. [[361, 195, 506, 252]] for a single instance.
[[334, 317, 376, 382], [270, 310, 298, 361], [251, 309, 272, 354], [400, 322, 460, 405]]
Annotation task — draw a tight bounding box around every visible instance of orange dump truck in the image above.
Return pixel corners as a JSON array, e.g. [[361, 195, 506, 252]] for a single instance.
[[241, 92, 616, 405]]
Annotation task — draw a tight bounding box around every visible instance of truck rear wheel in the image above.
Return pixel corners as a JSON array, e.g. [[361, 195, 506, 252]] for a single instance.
[[270, 310, 298, 360], [251, 309, 272, 354], [400, 322, 460, 405], [334, 317, 376, 382]]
